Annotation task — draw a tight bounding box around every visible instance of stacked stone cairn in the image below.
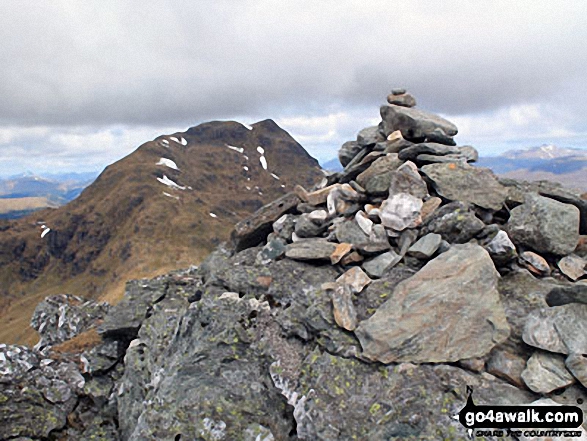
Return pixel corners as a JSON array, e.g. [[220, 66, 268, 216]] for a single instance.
[[1, 90, 587, 439]]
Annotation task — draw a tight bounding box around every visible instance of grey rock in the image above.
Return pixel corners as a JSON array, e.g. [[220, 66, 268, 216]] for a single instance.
[[558, 254, 586, 281], [334, 219, 369, 245], [356, 125, 382, 146], [256, 238, 287, 264], [386, 92, 417, 108], [336, 267, 371, 294], [356, 244, 510, 363], [497, 270, 554, 355], [295, 213, 325, 238], [458, 145, 479, 162], [521, 351, 575, 393], [232, 192, 301, 251], [0, 345, 80, 440], [272, 214, 297, 242], [388, 160, 428, 199], [356, 154, 403, 195], [354, 268, 416, 321], [338, 141, 363, 167], [420, 201, 485, 243], [285, 239, 338, 261], [407, 233, 442, 259], [398, 142, 459, 161], [507, 193, 580, 255], [546, 282, 587, 306], [362, 251, 402, 278], [425, 127, 457, 145], [81, 340, 123, 374], [484, 229, 517, 264], [30, 294, 109, 350], [391, 88, 406, 95], [380, 104, 458, 142], [523, 303, 587, 354], [398, 228, 419, 256], [565, 353, 587, 388], [98, 278, 167, 339], [486, 349, 527, 388], [293, 351, 533, 440], [422, 162, 507, 210], [379, 193, 423, 231], [331, 284, 358, 331]]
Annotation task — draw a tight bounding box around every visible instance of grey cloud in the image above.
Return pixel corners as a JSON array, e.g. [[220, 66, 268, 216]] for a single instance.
[[0, 0, 586, 128]]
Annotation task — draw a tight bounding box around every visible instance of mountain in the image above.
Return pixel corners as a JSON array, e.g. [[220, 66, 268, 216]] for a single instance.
[[0, 172, 98, 219], [2, 90, 587, 440], [321, 157, 343, 172], [477, 145, 587, 191], [0, 119, 323, 344]]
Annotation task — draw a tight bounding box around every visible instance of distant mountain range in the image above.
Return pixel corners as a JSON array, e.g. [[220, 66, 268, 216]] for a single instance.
[[322, 144, 587, 191], [0, 172, 98, 219], [0, 120, 322, 344]]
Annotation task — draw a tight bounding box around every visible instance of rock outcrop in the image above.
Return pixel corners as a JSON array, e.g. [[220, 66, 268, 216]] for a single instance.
[[1, 90, 586, 439]]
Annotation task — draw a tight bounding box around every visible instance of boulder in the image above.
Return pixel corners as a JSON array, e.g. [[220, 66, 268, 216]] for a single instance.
[[422, 162, 507, 210], [380, 104, 458, 143], [356, 154, 403, 195], [521, 351, 575, 393], [338, 141, 362, 167], [356, 126, 382, 146], [0, 345, 82, 440], [558, 254, 586, 281], [420, 201, 485, 243], [30, 294, 109, 350], [388, 161, 428, 199], [355, 244, 510, 363], [379, 193, 423, 232], [523, 303, 587, 354], [486, 349, 526, 388], [507, 193, 580, 255]]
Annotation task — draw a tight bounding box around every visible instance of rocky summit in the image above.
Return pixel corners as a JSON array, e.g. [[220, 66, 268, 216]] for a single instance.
[[1, 91, 587, 440], [0, 119, 322, 345]]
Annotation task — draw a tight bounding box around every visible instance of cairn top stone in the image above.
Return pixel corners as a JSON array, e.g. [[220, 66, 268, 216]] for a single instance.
[[380, 104, 458, 144]]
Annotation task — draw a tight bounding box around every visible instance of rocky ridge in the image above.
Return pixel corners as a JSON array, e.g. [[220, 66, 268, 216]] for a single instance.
[[0, 119, 322, 345], [1, 91, 587, 440]]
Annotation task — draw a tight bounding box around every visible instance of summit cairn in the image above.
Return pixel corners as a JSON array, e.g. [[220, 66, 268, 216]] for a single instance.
[[2, 91, 587, 439]]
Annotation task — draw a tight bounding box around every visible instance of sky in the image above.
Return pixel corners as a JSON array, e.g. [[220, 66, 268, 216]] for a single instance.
[[1, 0, 586, 177]]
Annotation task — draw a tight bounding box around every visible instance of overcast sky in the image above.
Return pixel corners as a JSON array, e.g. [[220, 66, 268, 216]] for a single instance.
[[1, 0, 586, 176]]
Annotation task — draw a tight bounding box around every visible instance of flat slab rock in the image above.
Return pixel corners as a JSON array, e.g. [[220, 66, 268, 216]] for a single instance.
[[285, 239, 338, 261], [355, 243, 510, 363], [232, 192, 300, 251], [422, 162, 507, 210], [523, 303, 587, 354]]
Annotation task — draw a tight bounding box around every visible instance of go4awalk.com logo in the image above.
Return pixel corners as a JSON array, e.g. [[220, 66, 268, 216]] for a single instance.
[[453, 386, 585, 439]]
